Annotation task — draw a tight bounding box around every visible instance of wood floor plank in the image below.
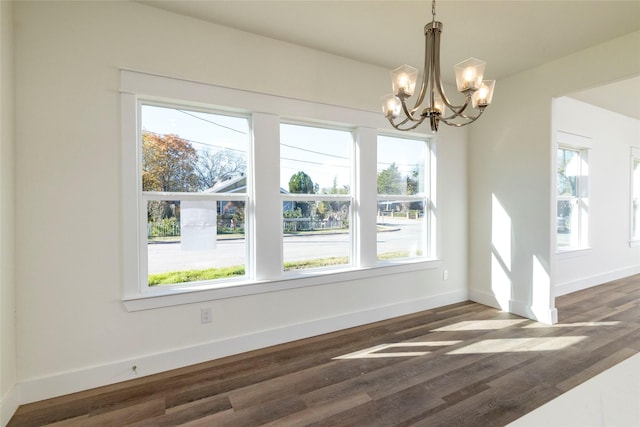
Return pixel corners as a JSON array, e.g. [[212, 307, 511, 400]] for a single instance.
[[8, 274, 640, 426], [307, 384, 444, 427], [127, 394, 232, 427], [179, 394, 307, 427], [46, 397, 165, 427], [260, 392, 372, 427]]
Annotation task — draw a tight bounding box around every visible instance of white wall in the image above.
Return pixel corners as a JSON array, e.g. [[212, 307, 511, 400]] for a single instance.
[[468, 31, 640, 324], [11, 1, 468, 406], [552, 97, 640, 295], [0, 0, 17, 425]]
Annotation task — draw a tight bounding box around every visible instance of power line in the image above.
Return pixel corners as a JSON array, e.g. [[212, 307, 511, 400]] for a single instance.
[[281, 157, 350, 168], [143, 131, 418, 169], [281, 143, 348, 160], [146, 107, 418, 168], [142, 130, 246, 154], [176, 109, 248, 135], [282, 144, 418, 169]]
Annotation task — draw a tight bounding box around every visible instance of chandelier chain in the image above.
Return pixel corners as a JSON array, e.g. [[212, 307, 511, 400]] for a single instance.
[[431, 0, 436, 25]]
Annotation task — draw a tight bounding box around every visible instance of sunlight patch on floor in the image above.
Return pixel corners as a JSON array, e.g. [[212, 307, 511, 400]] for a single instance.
[[522, 321, 620, 329], [447, 336, 587, 355], [333, 341, 461, 359], [432, 319, 529, 332]]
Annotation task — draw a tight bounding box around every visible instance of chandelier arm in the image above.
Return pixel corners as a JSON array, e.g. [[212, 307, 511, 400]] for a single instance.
[[440, 101, 477, 121], [411, 25, 434, 113], [440, 109, 485, 127], [432, 27, 467, 113], [434, 81, 468, 113], [388, 116, 427, 131], [428, 26, 438, 113], [389, 102, 424, 128], [433, 24, 462, 113], [445, 94, 471, 116], [399, 96, 424, 122], [390, 115, 415, 128]]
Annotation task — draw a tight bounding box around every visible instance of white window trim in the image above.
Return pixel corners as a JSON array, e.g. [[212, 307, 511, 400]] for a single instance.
[[554, 131, 592, 254], [630, 146, 640, 247], [121, 70, 439, 311]]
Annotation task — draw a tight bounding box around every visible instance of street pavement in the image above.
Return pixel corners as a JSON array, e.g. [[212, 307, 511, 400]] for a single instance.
[[147, 218, 425, 274]]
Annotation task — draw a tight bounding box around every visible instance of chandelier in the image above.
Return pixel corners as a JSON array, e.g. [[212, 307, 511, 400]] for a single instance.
[[381, 0, 495, 133]]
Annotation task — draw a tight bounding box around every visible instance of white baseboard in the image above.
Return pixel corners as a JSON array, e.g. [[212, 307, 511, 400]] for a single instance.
[[469, 290, 558, 325], [555, 266, 640, 297], [508, 299, 558, 325], [15, 289, 467, 408], [468, 289, 502, 310], [1, 385, 19, 427]]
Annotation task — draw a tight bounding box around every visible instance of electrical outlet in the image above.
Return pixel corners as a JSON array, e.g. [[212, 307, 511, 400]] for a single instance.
[[200, 307, 212, 324], [443, 270, 449, 280]]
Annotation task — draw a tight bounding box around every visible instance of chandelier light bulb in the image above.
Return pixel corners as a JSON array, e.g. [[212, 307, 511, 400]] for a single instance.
[[399, 75, 410, 93], [434, 96, 444, 114], [381, 93, 402, 118], [464, 68, 475, 81], [391, 65, 419, 97], [472, 80, 496, 109], [454, 58, 486, 93]]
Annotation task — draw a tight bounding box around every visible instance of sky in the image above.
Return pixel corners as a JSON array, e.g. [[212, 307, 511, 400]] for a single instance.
[[141, 104, 426, 192]]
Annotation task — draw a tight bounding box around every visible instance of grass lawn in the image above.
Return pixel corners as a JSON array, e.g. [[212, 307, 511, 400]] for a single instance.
[[148, 251, 416, 286]]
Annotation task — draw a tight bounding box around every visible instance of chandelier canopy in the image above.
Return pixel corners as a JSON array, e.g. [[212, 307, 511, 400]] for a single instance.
[[382, 0, 495, 133]]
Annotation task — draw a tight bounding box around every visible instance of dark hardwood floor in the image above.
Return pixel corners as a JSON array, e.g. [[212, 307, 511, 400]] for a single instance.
[[9, 275, 640, 426]]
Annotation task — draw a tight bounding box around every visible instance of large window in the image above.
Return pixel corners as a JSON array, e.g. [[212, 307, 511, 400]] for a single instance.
[[280, 123, 353, 271], [121, 71, 439, 309], [631, 148, 640, 245], [140, 104, 250, 287], [556, 145, 589, 250], [377, 135, 429, 261]]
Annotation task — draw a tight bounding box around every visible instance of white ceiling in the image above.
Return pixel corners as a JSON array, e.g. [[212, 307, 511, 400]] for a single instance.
[[569, 76, 640, 120], [138, 0, 640, 119]]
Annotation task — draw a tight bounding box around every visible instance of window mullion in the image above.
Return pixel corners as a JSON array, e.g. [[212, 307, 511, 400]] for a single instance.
[[356, 127, 380, 267], [251, 113, 283, 280]]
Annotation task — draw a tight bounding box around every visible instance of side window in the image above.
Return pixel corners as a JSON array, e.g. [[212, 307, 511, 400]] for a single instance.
[[631, 148, 640, 244], [556, 145, 589, 250], [140, 103, 250, 287], [280, 123, 353, 272], [377, 135, 430, 261]]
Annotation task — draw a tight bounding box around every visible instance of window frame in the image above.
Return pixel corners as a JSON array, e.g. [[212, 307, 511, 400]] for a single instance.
[[280, 121, 356, 273], [630, 147, 640, 246], [121, 70, 441, 311], [376, 133, 432, 263], [138, 101, 252, 290], [554, 131, 592, 253]]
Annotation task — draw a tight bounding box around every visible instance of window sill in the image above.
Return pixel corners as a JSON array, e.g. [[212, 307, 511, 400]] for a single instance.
[[122, 259, 442, 312], [555, 247, 592, 259], [630, 240, 640, 248]]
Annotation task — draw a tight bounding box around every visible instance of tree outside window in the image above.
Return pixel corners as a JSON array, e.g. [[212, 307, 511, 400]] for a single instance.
[[377, 135, 429, 261], [141, 104, 249, 286], [280, 123, 353, 271]]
